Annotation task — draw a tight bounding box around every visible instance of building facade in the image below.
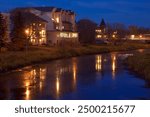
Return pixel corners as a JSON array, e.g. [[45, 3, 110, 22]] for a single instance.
[[10, 7, 79, 45], [128, 34, 150, 40], [95, 19, 107, 40], [22, 7, 78, 45]]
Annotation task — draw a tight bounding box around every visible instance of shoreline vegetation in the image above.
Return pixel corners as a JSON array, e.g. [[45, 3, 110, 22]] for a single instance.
[[0, 42, 150, 73], [125, 53, 150, 81]]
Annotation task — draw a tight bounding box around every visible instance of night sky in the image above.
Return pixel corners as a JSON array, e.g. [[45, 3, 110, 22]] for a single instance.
[[0, 0, 150, 27]]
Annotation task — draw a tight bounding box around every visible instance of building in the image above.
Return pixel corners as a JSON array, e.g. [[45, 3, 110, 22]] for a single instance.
[[127, 34, 150, 40], [95, 19, 107, 40], [22, 12, 48, 45], [11, 7, 78, 45]]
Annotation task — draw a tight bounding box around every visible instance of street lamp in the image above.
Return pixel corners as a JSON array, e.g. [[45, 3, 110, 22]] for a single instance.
[[25, 29, 29, 35]]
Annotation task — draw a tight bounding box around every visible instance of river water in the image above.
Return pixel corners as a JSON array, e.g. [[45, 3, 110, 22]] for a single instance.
[[0, 49, 150, 100]]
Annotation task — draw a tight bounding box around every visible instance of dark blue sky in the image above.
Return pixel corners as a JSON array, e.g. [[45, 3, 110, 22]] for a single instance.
[[0, 0, 150, 27]]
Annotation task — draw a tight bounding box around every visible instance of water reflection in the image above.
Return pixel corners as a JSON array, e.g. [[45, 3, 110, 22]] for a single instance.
[[56, 77, 60, 99], [25, 87, 30, 100], [1, 49, 150, 100], [95, 54, 117, 80], [111, 54, 117, 80], [23, 67, 47, 100], [95, 55, 102, 72], [72, 58, 77, 90]]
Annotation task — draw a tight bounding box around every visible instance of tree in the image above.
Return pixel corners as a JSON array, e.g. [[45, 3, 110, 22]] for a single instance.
[[128, 25, 139, 35], [107, 23, 128, 39], [77, 19, 97, 43], [0, 12, 7, 51], [10, 11, 26, 50]]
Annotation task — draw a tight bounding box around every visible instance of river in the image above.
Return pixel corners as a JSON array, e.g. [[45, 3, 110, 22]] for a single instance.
[[0, 49, 150, 100]]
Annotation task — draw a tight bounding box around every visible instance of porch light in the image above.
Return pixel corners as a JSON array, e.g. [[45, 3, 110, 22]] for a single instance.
[[139, 35, 142, 38], [25, 29, 29, 35], [112, 35, 116, 38], [131, 35, 135, 39]]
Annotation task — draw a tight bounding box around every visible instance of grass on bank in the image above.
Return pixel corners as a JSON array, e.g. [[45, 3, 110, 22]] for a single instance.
[[125, 53, 150, 80], [0, 42, 150, 72]]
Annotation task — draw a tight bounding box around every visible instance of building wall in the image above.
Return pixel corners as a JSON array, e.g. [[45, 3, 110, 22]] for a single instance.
[[47, 31, 78, 45], [10, 7, 78, 45], [25, 22, 47, 45], [95, 28, 107, 40], [29, 9, 55, 31]]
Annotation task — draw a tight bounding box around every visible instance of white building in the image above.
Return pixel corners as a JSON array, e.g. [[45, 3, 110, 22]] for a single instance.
[[12, 7, 79, 45]]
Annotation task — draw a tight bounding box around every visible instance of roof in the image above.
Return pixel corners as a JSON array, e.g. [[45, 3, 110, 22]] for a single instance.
[[33, 7, 55, 12], [55, 8, 62, 12], [33, 7, 75, 14], [99, 18, 106, 27], [11, 6, 75, 15], [21, 12, 48, 24]]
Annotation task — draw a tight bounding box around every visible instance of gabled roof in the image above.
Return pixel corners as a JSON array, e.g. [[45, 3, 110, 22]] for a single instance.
[[21, 12, 48, 24], [99, 18, 106, 27], [33, 7, 55, 12], [55, 8, 62, 12], [11, 6, 75, 15]]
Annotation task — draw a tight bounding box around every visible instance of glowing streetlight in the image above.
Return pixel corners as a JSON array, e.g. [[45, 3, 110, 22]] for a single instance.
[[25, 29, 29, 35]]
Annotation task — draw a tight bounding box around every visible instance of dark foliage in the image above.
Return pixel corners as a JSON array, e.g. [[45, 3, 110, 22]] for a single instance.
[[77, 19, 97, 44], [0, 12, 7, 49], [10, 11, 26, 50]]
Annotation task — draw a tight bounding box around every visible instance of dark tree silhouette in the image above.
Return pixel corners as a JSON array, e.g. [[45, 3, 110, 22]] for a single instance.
[[0, 12, 7, 51], [10, 11, 26, 50], [77, 19, 97, 44]]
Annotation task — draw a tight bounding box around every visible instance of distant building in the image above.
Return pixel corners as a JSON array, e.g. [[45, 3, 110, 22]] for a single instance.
[[127, 34, 150, 40], [95, 19, 107, 40], [11, 7, 79, 45]]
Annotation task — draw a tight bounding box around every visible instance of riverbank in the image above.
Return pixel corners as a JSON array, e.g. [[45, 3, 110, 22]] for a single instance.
[[125, 53, 150, 81], [0, 42, 150, 73]]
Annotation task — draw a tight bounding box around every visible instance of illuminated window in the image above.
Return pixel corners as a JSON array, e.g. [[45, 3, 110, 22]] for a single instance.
[[97, 35, 102, 38], [72, 33, 78, 38], [139, 35, 142, 38], [96, 30, 102, 33], [59, 32, 78, 38], [52, 18, 55, 21], [56, 17, 59, 23], [56, 26, 59, 29], [112, 35, 116, 38], [60, 32, 68, 38], [131, 35, 135, 39]]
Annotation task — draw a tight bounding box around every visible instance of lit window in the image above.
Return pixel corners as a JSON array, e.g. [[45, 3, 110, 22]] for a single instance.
[[112, 35, 116, 38], [52, 18, 55, 21], [60, 32, 68, 38], [56, 17, 59, 23], [56, 26, 59, 29], [72, 33, 78, 38], [139, 35, 142, 38], [131, 35, 135, 39], [97, 35, 102, 38], [59, 32, 78, 38], [96, 30, 102, 33]]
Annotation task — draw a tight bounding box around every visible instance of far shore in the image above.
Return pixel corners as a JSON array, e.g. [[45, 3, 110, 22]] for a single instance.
[[0, 42, 150, 73]]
